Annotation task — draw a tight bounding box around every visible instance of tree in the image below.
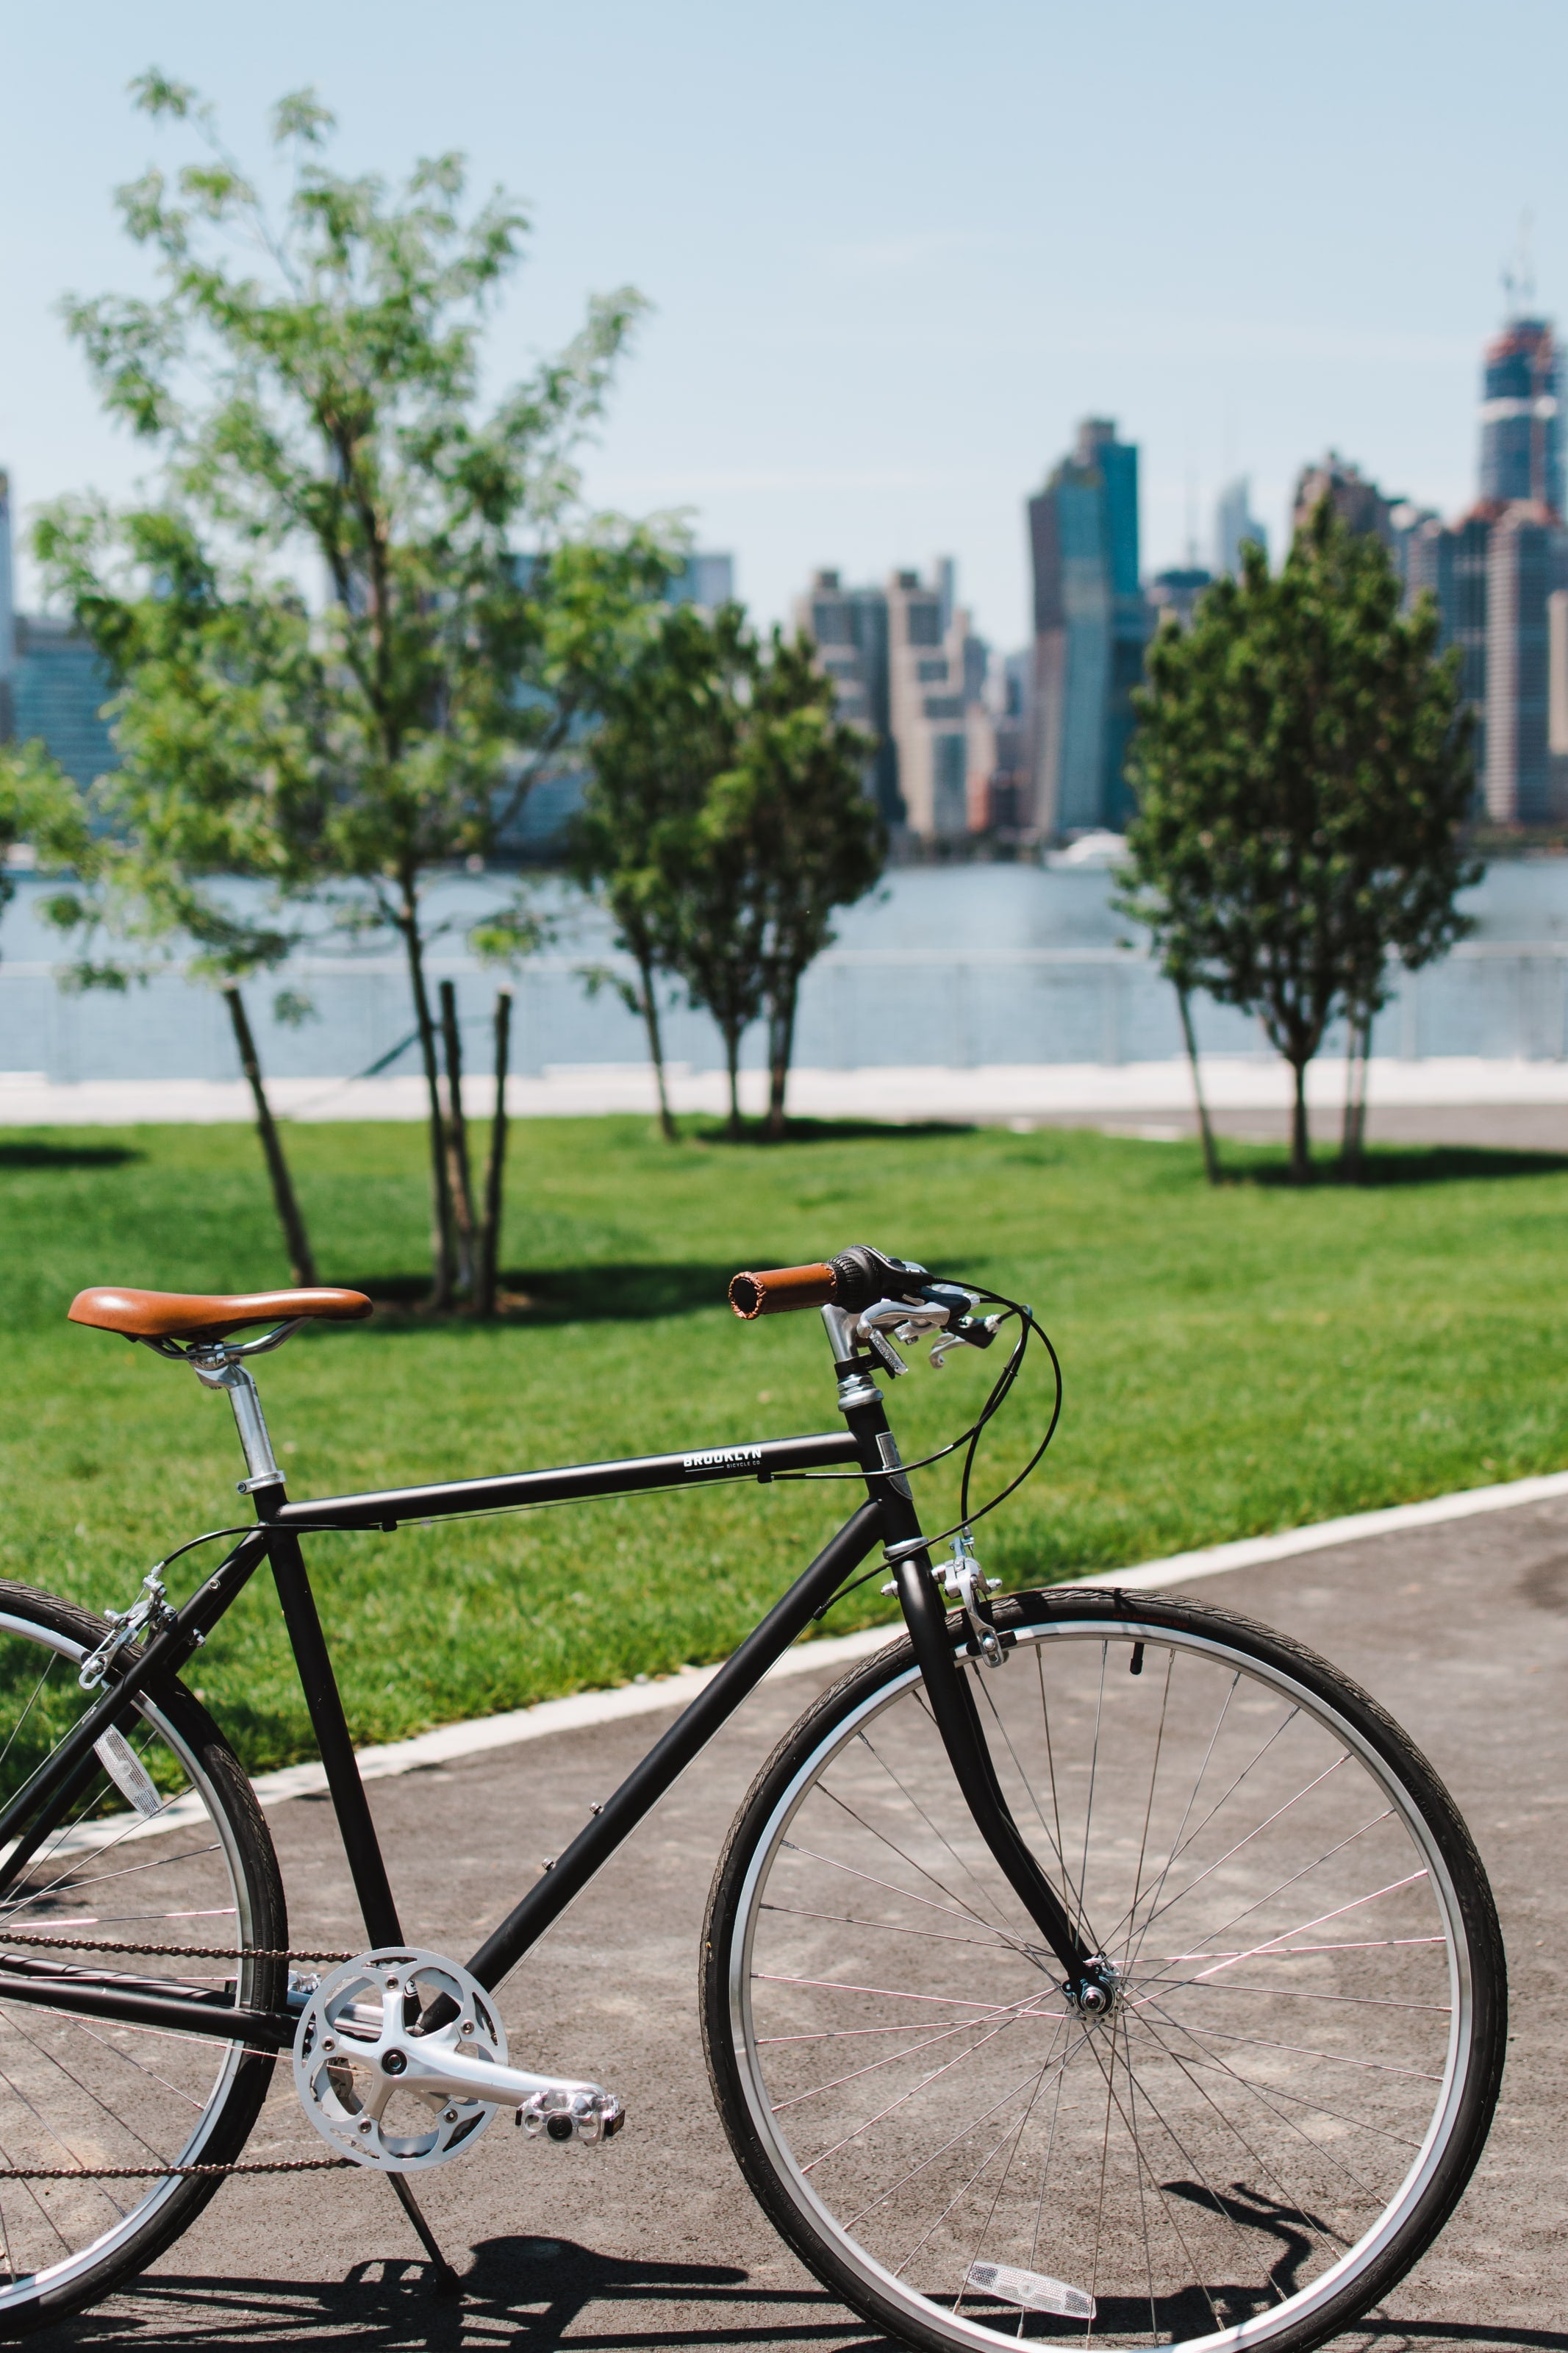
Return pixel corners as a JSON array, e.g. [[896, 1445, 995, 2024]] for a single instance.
[[0, 742, 97, 965], [702, 633, 883, 1138], [552, 550, 740, 1142], [659, 626, 880, 1140], [1118, 504, 1477, 1183], [43, 71, 645, 1302]]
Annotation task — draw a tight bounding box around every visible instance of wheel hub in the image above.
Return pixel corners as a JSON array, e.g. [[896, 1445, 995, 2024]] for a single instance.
[[1065, 1955, 1121, 2021]]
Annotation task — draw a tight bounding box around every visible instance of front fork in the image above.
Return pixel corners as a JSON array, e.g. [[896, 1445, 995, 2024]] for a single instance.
[[830, 1327, 1109, 2007]]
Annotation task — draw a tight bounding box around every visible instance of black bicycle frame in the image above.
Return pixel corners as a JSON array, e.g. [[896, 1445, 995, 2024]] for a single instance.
[[0, 1381, 1095, 2054]]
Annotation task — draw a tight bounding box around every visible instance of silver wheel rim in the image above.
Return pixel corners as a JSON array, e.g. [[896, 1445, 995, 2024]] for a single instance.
[[728, 1615, 1473, 2352], [0, 1608, 259, 2308]]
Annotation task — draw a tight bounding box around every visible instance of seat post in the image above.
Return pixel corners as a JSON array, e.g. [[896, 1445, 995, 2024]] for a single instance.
[[189, 1349, 284, 1495]]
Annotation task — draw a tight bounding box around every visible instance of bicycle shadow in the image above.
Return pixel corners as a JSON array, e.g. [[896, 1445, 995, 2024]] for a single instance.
[[65, 2234, 894, 2349], [53, 2235, 1568, 2351]]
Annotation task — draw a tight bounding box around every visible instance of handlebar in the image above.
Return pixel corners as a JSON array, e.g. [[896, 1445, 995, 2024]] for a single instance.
[[728, 1244, 936, 1321], [727, 1263, 837, 1318]]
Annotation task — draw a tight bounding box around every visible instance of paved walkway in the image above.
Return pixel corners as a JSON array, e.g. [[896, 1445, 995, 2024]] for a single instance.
[[60, 1497, 1568, 2351], [7, 1055, 1568, 1135]]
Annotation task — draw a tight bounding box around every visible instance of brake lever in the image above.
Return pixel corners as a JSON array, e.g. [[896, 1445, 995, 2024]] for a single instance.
[[863, 1325, 908, 1377], [856, 1296, 948, 1378], [929, 1314, 1003, 1368]]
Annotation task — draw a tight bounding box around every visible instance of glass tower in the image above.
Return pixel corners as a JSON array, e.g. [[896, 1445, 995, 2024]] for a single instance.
[[1480, 319, 1563, 515]]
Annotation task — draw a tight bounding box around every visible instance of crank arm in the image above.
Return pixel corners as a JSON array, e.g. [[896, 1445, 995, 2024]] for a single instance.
[[362, 2042, 609, 2117]]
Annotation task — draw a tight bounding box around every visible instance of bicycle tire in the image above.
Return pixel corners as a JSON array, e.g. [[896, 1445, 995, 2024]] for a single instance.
[[0, 1582, 286, 2336], [703, 1584, 1505, 2353]]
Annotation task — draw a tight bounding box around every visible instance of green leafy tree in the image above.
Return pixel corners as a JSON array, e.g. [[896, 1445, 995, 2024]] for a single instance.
[[3, 534, 323, 1280], [565, 605, 879, 1143], [550, 546, 728, 1142], [0, 741, 97, 957], [702, 633, 883, 1138], [41, 71, 645, 1302], [1118, 504, 1477, 1183]]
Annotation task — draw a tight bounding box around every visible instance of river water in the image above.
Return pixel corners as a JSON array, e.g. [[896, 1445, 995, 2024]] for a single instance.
[[4, 861, 1568, 1083]]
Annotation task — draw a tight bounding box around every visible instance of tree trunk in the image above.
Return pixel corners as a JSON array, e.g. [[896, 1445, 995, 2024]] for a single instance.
[[724, 1024, 743, 1140], [399, 887, 457, 1309], [439, 979, 476, 1294], [1176, 985, 1220, 1186], [1341, 1011, 1370, 1181], [636, 954, 677, 1143], [222, 986, 319, 1288], [1289, 1056, 1313, 1184], [766, 976, 798, 1142], [474, 990, 512, 1319]]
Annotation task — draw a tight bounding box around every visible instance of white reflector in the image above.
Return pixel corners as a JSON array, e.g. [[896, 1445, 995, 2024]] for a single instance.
[[966, 2260, 1095, 2319], [93, 1727, 163, 1820]]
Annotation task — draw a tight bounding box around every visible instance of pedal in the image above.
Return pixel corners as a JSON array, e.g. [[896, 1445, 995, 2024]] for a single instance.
[[518, 2086, 625, 2146]]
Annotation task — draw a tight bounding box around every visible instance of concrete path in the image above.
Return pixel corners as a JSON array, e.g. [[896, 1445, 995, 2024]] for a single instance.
[[57, 1496, 1568, 2352], [7, 1055, 1568, 1135]]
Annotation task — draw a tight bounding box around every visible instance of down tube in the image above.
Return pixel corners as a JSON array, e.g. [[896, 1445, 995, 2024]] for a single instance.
[[465, 1502, 884, 1991]]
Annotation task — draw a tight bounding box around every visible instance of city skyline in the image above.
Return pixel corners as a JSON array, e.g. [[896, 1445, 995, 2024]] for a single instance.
[[1, 0, 1562, 647]]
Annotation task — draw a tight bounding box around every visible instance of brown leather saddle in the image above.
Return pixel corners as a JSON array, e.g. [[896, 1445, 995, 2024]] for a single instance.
[[68, 1287, 373, 1345]]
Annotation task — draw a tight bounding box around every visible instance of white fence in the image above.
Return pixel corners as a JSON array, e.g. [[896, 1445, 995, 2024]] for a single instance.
[[4, 939, 1568, 1087]]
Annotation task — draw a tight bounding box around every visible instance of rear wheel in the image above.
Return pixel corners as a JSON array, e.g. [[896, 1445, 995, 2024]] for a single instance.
[[0, 1583, 286, 2334], [704, 1585, 1505, 2352]]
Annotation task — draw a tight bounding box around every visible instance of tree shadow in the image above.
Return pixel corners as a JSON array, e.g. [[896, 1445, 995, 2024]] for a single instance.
[[0, 1142, 140, 1169], [69, 2233, 890, 2349], [345, 1262, 740, 1327], [1243, 1145, 1568, 1189], [689, 1116, 975, 1146]]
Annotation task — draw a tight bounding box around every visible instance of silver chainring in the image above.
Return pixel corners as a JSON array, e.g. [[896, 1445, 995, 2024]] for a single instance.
[[293, 1946, 506, 2172]]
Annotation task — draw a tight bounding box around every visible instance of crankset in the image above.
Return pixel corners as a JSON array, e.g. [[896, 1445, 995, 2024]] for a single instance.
[[293, 1946, 623, 2172]]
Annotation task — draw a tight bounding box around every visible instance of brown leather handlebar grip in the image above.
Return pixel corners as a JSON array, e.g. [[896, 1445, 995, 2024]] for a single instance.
[[728, 1263, 837, 1319]]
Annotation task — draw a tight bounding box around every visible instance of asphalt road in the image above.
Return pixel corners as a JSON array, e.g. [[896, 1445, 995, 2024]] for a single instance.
[[54, 1496, 1568, 2353]]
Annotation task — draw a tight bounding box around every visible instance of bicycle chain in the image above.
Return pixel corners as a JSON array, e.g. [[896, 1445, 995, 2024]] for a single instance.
[[0, 1934, 358, 2180], [0, 1934, 351, 1963], [0, 2159, 354, 2179]]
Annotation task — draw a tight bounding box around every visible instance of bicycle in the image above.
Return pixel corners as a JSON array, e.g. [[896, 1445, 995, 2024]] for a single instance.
[[0, 1242, 1503, 2349]]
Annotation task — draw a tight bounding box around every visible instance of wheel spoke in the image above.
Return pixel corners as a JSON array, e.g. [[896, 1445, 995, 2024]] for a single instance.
[[0, 1604, 276, 2310]]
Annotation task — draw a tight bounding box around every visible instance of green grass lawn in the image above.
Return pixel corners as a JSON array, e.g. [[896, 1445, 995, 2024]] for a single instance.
[[1, 1114, 1564, 1772]]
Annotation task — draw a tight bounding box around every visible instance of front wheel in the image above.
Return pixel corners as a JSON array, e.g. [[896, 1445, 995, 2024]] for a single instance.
[[703, 1585, 1505, 2353]]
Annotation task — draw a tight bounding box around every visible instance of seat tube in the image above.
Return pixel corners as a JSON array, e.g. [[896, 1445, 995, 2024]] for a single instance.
[[824, 1310, 1092, 1987]]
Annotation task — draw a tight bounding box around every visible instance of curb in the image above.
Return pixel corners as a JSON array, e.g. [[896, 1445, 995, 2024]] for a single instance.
[[241, 1463, 1568, 1809], [54, 1464, 1568, 1860]]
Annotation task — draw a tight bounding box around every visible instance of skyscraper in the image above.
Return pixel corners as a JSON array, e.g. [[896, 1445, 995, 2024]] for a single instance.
[[0, 474, 14, 744], [1480, 318, 1564, 514], [794, 570, 897, 818], [1485, 504, 1558, 821], [1406, 512, 1492, 774], [1025, 418, 1149, 838], [1213, 477, 1267, 577], [794, 561, 995, 840], [666, 551, 735, 610], [0, 471, 118, 788], [1405, 316, 1568, 824], [1291, 453, 1397, 546]]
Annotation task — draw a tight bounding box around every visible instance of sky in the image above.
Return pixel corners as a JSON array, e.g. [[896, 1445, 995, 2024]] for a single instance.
[[2, 0, 1564, 649]]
